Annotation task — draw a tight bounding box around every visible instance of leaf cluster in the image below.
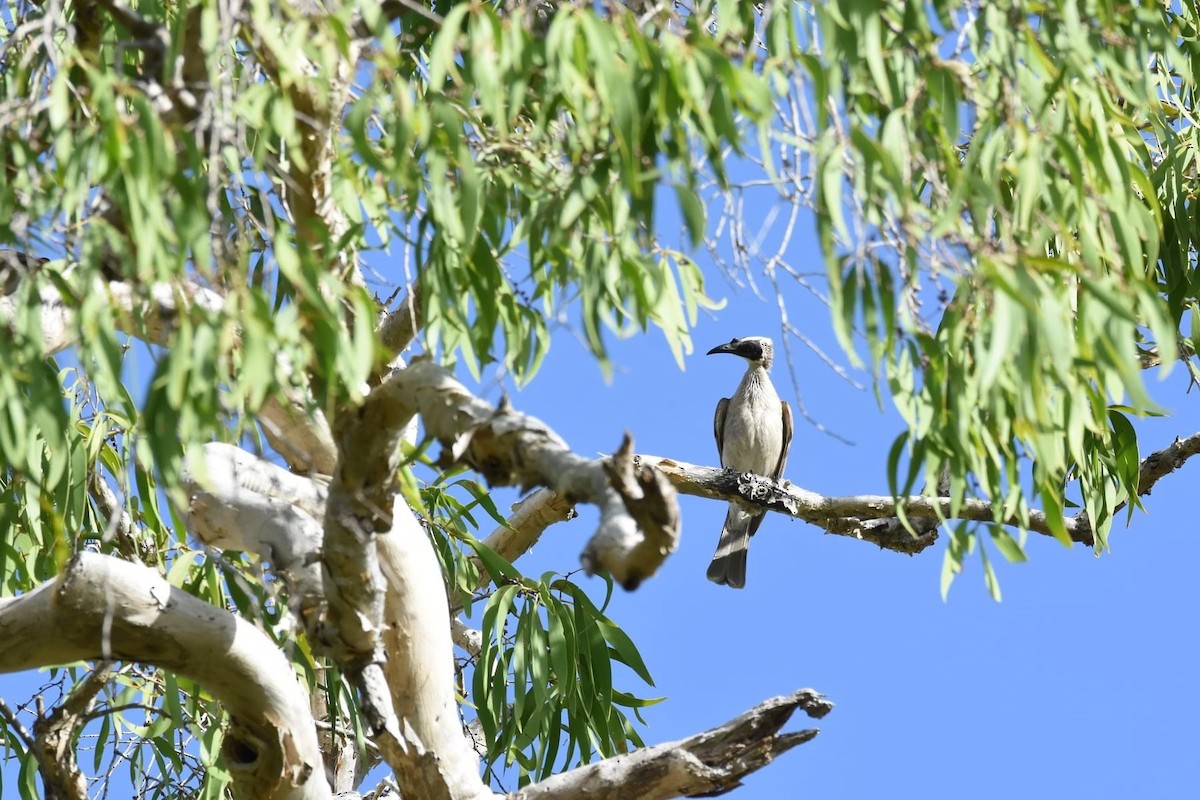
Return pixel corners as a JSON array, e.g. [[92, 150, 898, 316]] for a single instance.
[[805, 0, 1200, 592], [418, 467, 659, 790]]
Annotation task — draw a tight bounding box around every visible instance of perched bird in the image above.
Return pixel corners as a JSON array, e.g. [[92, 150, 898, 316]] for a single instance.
[[706, 336, 793, 588]]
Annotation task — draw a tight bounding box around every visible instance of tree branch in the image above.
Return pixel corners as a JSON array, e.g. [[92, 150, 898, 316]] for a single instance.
[[642, 431, 1200, 552], [0, 553, 330, 800], [183, 443, 490, 799], [245, 9, 362, 288], [187, 442, 329, 521], [93, 0, 163, 40], [471, 488, 575, 587], [386, 360, 682, 588], [376, 499, 493, 800], [182, 446, 327, 617], [378, 285, 423, 365], [87, 470, 150, 565], [512, 690, 833, 800], [638, 455, 955, 552], [1132, 432, 1200, 496]]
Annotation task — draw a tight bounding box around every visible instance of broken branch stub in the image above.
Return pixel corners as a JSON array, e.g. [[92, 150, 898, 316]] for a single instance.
[[593, 433, 681, 589], [387, 361, 681, 588]]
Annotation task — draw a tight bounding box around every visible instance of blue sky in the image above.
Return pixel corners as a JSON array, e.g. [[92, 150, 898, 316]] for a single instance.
[[441, 247, 1200, 798]]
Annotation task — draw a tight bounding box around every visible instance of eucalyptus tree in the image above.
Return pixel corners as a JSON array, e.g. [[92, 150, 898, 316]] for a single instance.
[[1, 0, 1198, 799]]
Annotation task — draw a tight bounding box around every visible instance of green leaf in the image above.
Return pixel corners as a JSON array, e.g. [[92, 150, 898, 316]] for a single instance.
[[673, 184, 707, 247], [1107, 409, 1141, 520], [466, 538, 521, 586], [596, 620, 655, 686], [455, 479, 512, 529], [980, 540, 1002, 602], [940, 523, 969, 601], [989, 528, 1027, 564]]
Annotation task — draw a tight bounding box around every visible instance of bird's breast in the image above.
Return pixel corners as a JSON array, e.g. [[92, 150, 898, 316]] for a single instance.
[[721, 387, 783, 475]]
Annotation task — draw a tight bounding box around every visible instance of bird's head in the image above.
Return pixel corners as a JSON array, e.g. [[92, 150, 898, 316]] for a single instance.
[[706, 336, 775, 369]]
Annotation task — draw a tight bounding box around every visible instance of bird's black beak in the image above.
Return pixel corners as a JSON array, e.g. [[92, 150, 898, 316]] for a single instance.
[[707, 340, 739, 356]]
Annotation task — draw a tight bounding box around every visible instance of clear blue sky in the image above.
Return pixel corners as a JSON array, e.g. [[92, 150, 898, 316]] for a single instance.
[[442, 243, 1200, 798]]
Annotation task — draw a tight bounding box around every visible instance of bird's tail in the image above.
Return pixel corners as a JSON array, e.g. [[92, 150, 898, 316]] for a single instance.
[[707, 505, 756, 589]]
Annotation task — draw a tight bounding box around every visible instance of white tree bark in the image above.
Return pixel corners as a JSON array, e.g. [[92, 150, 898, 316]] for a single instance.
[[377, 498, 494, 800], [0, 553, 330, 800]]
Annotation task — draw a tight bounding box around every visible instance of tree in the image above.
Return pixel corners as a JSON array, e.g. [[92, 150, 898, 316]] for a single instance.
[[0, 0, 1198, 798]]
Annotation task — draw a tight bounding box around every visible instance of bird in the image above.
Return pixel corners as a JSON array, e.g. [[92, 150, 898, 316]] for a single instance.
[[706, 336, 793, 588]]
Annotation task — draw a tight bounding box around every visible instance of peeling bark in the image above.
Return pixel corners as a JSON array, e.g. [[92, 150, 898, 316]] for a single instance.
[[472, 488, 575, 587], [187, 442, 329, 521], [183, 451, 327, 620], [377, 498, 493, 800]]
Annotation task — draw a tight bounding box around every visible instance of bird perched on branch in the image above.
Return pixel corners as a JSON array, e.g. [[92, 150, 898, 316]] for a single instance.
[[706, 336, 793, 588]]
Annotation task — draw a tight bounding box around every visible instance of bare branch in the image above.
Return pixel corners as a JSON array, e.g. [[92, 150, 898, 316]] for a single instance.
[[512, 690, 833, 800], [182, 447, 327, 613], [0, 698, 33, 750], [1136, 340, 1196, 370], [450, 618, 482, 657], [378, 285, 423, 364], [0, 553, 330, 800], [1133, 432, 1200, 496], [187, 442, 329, 521], [376, 499, 493, 800], [87, 470, 148, 565], [638, 455, 1083, 550], [246, 15, 362, 288], [642, 434, 1200, 551], [259, 393, 338, 476]]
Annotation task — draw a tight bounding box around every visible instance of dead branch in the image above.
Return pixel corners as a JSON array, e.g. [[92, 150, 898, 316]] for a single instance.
[[30, 663, 116, 800], [512, 690, 832, 800]]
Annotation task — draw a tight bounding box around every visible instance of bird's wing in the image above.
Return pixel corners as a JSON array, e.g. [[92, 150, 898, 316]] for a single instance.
[[771, 400, 793, 480], [713, 397, 730, 468]]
